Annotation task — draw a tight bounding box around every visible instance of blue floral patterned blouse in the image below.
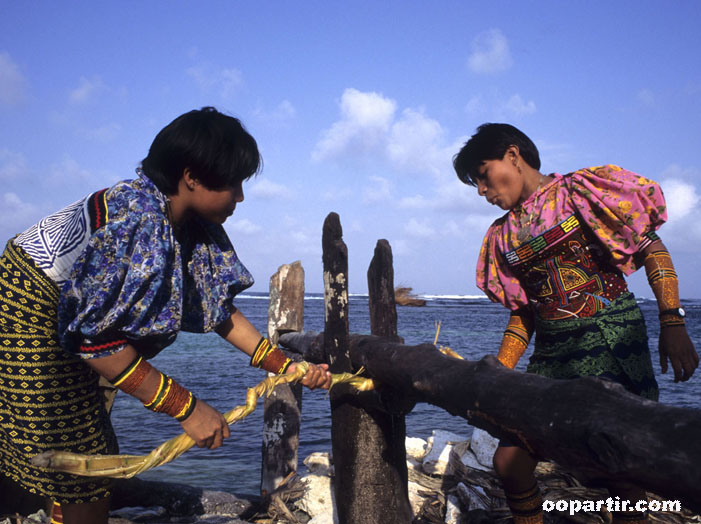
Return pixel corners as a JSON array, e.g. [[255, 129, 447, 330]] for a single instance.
[[56, 173, 254, 359]]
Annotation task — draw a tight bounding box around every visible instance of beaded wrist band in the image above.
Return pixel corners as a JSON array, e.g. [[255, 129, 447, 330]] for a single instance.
[[109, 355, 196, 421], [659, 314, 686, 329], [250, 337, 292, 374], [143, 371, 197, 422]]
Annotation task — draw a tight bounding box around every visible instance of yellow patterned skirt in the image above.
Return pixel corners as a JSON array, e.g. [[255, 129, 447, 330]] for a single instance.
[[0, 241, 116, 503]]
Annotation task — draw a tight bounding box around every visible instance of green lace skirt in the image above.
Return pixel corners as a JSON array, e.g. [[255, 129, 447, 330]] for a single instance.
[[529, 292, 658, 401]]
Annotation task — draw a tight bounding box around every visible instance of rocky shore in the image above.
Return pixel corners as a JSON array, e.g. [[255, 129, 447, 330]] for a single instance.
[[3, 428, 699, 524]]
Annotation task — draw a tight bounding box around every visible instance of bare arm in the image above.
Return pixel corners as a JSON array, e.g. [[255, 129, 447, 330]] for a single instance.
[[496, 308, 534, 369], [86, 345, 230, 449], [216, 309, 332, 389], [641, 240, 699, 382]]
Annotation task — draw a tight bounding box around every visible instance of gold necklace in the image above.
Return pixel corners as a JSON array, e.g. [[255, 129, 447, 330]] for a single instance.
[[515, 176, 545, 244]]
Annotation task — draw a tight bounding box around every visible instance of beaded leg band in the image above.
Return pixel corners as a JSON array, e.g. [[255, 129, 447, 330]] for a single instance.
[[251, 337, 292, 374], [504, 483, 543, 524], [644, 250, 684, 328], [110, 355, 196, 422], [497, 310, 534, 369], [50, 501, 63, 524]]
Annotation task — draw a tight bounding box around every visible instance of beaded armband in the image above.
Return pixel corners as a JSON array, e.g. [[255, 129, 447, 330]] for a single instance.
[[250, 337, 292, 374], [110, 355, 152, 394], [144, 372, 197, 422], [644, 249, 684, 328], [497, 310, 534, 369]]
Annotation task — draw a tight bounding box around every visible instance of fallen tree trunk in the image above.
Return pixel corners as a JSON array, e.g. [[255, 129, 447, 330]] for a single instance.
[[280, 332, 701, 512]]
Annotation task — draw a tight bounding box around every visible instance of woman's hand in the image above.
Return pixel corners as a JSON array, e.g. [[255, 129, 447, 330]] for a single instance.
[[659, 326, 699, 382], [180, 399, 230, 449], [288, 362, 332, 390]]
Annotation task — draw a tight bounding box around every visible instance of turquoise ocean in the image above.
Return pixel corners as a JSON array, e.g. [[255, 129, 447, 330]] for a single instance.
[[111, 293, 701, 496]]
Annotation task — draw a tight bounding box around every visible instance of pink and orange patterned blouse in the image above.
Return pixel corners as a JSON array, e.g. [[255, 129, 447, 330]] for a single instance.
[[476, 165, 667, 318]]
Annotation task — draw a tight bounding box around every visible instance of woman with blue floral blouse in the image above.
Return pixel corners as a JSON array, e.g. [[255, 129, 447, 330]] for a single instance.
[[0, 107, 331, 524]]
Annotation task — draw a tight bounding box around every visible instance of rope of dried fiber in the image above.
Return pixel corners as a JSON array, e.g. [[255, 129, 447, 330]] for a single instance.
[[31, 362, 374, 479]]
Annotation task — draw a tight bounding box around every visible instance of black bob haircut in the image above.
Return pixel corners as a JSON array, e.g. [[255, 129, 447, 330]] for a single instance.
[[141, 107, 261, 195], [453, 123, 541, 186]]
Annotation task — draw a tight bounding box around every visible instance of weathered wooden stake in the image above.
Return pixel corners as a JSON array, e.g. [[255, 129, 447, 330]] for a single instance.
[[323, 215, 412, 523], [261, 261, 305, 497], [360, 239, 412, 520]]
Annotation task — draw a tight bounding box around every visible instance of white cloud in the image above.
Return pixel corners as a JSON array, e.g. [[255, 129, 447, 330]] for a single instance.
[[387, 108, 444, 176], [363, 176, 392, 204], [312, 88, 396, 162], [501, 94, 536, 116], [186, 64, 243, 98], [314, 89, 457, 180], [660, 177, 699, 223], [228, 218, 263, 235], [404, 218, 435, 238], [467, 29, 513, 74], [69, 76, 105, 104], [249, 178, 293, 200], [0, 51, 28, 105], [0, 149, 27, 180]]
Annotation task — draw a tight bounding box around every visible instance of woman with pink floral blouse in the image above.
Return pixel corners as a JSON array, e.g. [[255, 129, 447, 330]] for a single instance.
[[453, 123, 698, 524]]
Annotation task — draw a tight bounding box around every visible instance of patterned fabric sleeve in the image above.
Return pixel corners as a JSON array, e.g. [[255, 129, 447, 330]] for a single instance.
[[180, 219, 254, 333], [58, 205, 182, 359], [476, 220, 530, 310], [567, 165, 667, 275]]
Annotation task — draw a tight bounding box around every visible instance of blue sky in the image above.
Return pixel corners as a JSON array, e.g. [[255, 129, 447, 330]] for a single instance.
[[2, 1, 701, 297]]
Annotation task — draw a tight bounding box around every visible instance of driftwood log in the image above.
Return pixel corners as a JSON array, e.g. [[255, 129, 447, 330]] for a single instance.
[[280, 332, 701, 513]]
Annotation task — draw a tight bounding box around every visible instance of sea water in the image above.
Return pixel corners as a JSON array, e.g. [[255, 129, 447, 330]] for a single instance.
[[110, 293, 701, 496]]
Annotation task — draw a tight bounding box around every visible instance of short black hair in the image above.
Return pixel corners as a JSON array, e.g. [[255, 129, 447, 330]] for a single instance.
[[141, 107, 261, 195], [453, 123, 540, 186]]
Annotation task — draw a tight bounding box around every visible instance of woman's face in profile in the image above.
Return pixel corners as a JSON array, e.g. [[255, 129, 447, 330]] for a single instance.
[[190, 180, 245, 224]]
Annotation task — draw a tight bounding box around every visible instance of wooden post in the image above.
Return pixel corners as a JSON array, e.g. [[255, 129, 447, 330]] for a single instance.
[[323, 215, 412, 523], [260, 261, 305, 497], [367, 239, 399, 341]]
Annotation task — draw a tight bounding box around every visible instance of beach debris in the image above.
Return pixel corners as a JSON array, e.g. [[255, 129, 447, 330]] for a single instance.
[[469, 427, 499, 468], [421, 429, 470, 476], [394, 286, 426, 306], [287, 428, 701, 524], [303, 452, 334, 477], [0, 509, 47, 524], [294, 470, 337, 523]]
